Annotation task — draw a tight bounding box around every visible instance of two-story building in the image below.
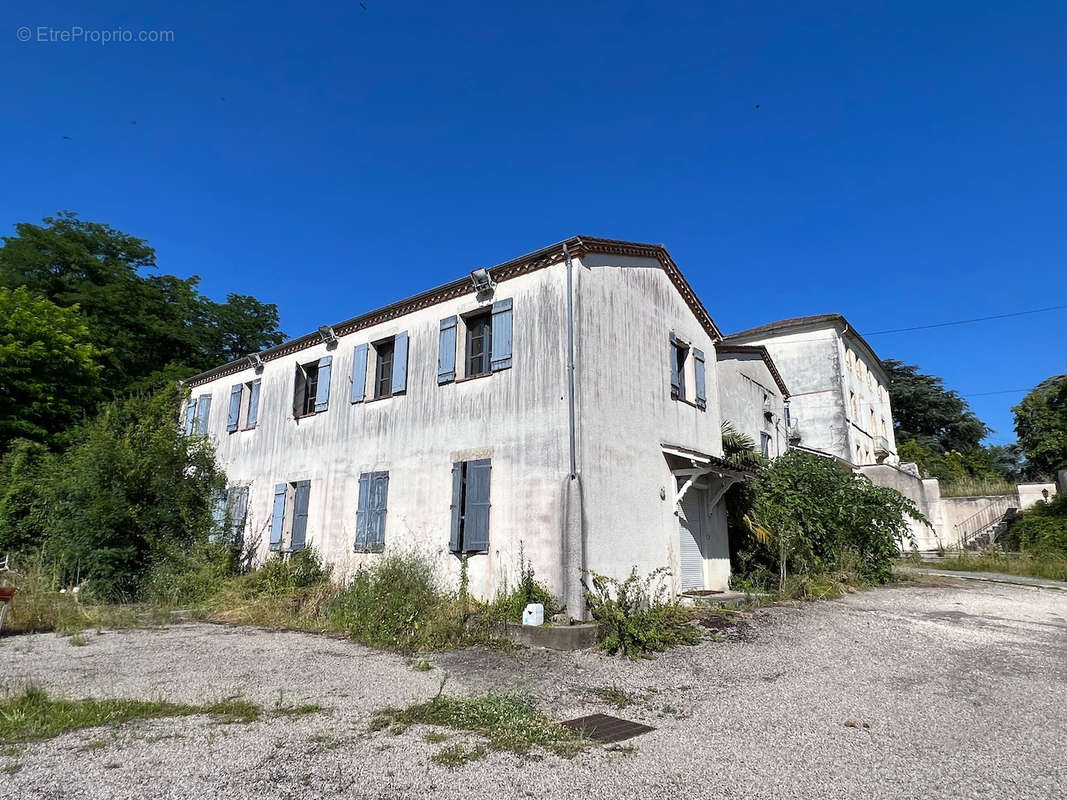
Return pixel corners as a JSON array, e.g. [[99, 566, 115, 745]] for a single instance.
[[183, 237, 749, 616], [722, 314, 897, 467]]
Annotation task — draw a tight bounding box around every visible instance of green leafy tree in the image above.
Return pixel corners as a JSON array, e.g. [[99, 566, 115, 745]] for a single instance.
[[0, 286, 103, 450], [882, 359, 1017, 482], [1013, 375, 1067, 479], [38, 387, 226, 599], [743, 450, 926, 586], [0, 212, 286, 396], [883, 359, 990, 452], [0, 439, 53, 554]]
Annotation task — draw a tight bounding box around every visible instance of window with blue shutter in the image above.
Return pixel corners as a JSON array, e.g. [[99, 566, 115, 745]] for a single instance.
[[247, 379, 261, 428], [669, 334, 687, 401], [227, 385, 242, 433], [209, 490, 228, 543], [195, 394, 212, 434], [438, 316, 457, 384], [229, 486, 249, 547], [391, 332, 408, 395], [351, 343, 368, 403], [490, 298, 512, 371], [693, 348, 707, 410], [184, 398, 197, 436], [270, 483, 286, 551], [355, 471, 389, 553], [449, 459, 491, 554], [314, 356, 332, 412], [290, 480, 311, 551]]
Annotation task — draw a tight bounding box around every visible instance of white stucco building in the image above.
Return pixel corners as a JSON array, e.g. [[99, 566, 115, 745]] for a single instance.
[[722, 314, 897, 467], [715, 345, 790, 460], [183, 237, 749, 614]]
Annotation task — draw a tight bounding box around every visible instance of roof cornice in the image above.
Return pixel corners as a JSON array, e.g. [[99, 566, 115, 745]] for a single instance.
[[186, 236, 722, 387]]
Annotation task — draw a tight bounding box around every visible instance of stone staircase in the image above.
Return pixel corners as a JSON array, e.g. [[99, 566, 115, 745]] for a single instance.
[[955, 496, 1019, 550]]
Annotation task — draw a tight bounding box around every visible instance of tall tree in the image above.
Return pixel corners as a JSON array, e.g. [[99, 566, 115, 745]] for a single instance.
[[1013, 375, 1067, 479], [883, 359, 990, 452], [0, 212, 286, 396], [0, 286, 103, 451]]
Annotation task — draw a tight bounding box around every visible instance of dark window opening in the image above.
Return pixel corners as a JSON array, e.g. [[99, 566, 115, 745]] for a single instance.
[[465, 311, 492, 378], [760, 432, 771, 458], [671, 342, 687, 400], [374, 338, 395, 398], [295, 361, 320, 417]]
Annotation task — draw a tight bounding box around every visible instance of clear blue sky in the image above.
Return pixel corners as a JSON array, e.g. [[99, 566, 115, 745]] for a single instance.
[[4, 1, 1065, 444]]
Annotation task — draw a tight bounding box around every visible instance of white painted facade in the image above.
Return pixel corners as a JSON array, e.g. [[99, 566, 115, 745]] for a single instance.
[[715, 347, 789, 459], [183, 238, 745, 610], [722, 316, 897, 467]]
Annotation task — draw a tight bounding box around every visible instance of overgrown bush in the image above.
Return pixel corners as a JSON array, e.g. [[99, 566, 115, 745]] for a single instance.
[[734, 450, 926, 588], [327, 551, 467, 653], [0, 386, 226, 601], [582, 567, 700, 658], [1012, 495, 1067, 555]]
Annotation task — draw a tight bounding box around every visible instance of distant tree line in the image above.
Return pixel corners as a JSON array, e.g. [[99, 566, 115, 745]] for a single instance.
[[883, 359, 1063, 484]]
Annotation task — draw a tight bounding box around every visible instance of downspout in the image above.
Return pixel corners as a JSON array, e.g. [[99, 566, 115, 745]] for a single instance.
[[562, 243, 585, 620], [565, 243, 577, 478]]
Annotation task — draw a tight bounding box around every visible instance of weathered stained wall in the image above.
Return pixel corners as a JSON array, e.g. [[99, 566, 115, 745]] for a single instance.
[[186, 263, 572, 600], [573, 253, 726, 593], [726, 322, 896, 466], [734, 325, 848, 460], [716, 353, 787, 458]]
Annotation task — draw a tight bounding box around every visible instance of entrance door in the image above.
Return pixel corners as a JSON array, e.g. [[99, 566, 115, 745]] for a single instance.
[[678, 489, 706, 591]]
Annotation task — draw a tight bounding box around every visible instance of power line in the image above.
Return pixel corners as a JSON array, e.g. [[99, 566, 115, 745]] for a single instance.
[[961, 389, 1031, 397], [864, 304, 1067, 335]]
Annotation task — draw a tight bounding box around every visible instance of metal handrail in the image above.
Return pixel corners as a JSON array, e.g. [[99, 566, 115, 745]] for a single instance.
[[953, 494, 1018, 547]]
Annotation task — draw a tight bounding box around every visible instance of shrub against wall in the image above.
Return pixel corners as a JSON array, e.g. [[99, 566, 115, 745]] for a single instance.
[[736, 450, 926, 586], [1012, 495, 1067, 555]]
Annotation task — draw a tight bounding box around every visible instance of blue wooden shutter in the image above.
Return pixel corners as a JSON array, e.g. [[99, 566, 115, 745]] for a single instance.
[[350, 344, 368, 403], [463, 459, 492, 553], [210, 490, 227, 543], [370, 472, 389, 552], [184, 398, 197, 436], [391, 332, 409, 395], [693, 348, 707, 410], [438, 317, 457, 384], [247, 379, 261, 428], [291, 480, 311, 551], [270, 483, 286, 550], [490, 298, 512, 371], [195, 394, 212, 434], [227, 385, 242, 432], [229, 486, 249, 546], [669, 334, 681, 398], [449, 463, 464, 553], [314, 356, 332, 412], [354, 473, 371, 552]]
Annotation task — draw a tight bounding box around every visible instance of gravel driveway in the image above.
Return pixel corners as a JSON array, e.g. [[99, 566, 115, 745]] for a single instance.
[[1, 579, 1064, 799]]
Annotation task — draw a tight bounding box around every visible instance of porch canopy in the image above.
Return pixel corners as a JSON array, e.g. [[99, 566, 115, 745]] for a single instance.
[[661, 442, 753, 509]]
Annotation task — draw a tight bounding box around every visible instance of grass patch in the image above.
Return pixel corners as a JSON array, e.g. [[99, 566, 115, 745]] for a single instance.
[[431, 742, 487, 769], [372, 692, 584, 759], [902, 551, 1067, 582], [938, 477, 1018, 498], [2, 762, 21, 775], [583, 685, 637, 709], [0, 686, 260, 744]]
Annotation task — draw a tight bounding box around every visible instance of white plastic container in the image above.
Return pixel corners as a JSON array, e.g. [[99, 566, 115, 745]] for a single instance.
[[522, 603, 544, 626]]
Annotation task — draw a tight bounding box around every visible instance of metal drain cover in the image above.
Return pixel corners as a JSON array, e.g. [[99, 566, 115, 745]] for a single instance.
[[560, 713, 654, 743]]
